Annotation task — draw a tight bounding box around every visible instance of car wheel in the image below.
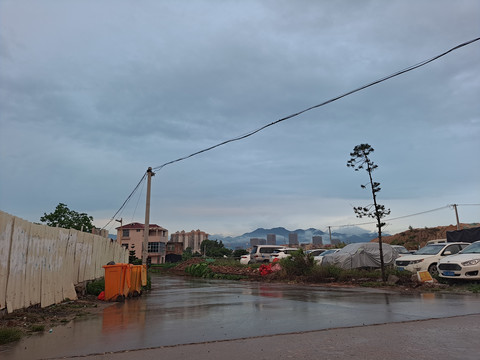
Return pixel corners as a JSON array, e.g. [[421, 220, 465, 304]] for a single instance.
[[428, 263, 438, 277]]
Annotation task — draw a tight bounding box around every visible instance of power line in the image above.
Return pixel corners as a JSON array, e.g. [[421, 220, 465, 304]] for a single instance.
[[152, 37, 480, 172], [105, 37, 480, 229], [102, 172, 147, 230], [326, 204, 480, 230]]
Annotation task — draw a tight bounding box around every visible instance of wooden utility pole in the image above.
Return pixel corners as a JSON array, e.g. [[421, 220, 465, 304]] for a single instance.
[[143, 167, 155, 264], [453, 204, 461, 230], [115, 218, 122, 243]]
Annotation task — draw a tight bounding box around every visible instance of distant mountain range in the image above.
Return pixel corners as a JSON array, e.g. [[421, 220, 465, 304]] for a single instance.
[[210, 226, 383, 249]]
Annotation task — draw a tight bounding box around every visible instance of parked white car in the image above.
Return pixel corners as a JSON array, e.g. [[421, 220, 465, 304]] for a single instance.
[[313, 249, 340, 265], [391, 245, 410, 257], [240, 254, 251, 265], [249, 245, 287, 263], [395, 242, 470, 276], [438, 241, 480, 280], [270, 248, 298, 261], [307, 249, 327, 257]]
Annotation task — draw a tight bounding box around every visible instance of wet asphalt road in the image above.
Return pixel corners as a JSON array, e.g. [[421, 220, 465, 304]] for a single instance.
[[1, 274, 479, 359]]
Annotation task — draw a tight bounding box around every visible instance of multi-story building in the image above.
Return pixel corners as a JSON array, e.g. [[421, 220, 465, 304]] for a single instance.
[[116, 222, 168, 264], [266, 234, 277, 245], [170, 230, 209, 254], [312, 236, 323, 246], [288, 233, 299, 246], [250, 238, 266, 247]]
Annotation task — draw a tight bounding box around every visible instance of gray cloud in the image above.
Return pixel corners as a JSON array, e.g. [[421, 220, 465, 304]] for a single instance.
[[1, 0, 479, 236]]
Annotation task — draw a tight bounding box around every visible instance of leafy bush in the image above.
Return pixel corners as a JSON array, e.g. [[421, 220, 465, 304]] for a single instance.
[[278, 249, 315, 277], [185, 262, 213, 278], [0, 327, 23, 345], [86, 278, 105, 296]]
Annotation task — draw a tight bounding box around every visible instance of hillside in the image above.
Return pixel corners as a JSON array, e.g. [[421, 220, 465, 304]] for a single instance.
[[211, 226, 380, 249], [375, 223, 479, 250]]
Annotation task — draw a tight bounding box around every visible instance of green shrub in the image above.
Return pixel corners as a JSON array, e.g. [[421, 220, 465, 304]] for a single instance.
[[467, 284, 480, 293], [0, 327, 23, 345], [185, 262, 213, 278], [30, 324, 45, 332], [278, 249, 315, 277], [86, 278, 105, 296]]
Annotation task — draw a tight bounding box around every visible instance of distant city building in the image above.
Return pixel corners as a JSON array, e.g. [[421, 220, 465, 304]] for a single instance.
[[288, 233, 299, 246], [170, 230, 209, 254], [250, 238, 266, 247], [267, 234, 277, 245], [312, 236, 323, 246]]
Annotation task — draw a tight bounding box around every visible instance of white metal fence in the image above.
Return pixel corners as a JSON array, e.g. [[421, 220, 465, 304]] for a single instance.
[[0, 210, 128, 313]]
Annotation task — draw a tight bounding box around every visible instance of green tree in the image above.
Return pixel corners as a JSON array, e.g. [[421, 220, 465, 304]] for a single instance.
[[200, 239, 233, 257], [129, 249, 138, 264], [40, 203, 94, 232], [347, 144, 391, 282], [233, 249, 248, 258], [182, 247, 193, 261]]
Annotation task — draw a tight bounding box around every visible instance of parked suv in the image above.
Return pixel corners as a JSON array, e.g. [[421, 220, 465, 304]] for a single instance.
[[395, 242, 470, 276], [249, 245, 287, 263]]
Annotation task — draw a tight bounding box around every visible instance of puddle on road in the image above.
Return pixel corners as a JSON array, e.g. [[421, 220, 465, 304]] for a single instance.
[[1, 275, 478, 360]]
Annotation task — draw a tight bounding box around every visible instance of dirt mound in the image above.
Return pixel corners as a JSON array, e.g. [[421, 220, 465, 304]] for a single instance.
[[373, 223, 478, 250]]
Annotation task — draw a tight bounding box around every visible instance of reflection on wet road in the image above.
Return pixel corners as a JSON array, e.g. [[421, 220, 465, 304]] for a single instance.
[[2, 274, 479, 359]]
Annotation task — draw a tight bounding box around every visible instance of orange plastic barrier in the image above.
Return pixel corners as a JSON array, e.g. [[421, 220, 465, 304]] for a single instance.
[[102, 264, 131, 301]]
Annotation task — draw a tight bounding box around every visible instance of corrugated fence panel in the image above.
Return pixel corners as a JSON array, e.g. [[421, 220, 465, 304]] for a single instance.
[[84, 233, 95, 281], [25, 223, 45, 307], [6, 216, 30, 313], [0, 210, 128, 312], [64, 230, 78, 300], [0, 211, 14, 311], [41, 226, 58, 308], [75, 231, 88, 284]]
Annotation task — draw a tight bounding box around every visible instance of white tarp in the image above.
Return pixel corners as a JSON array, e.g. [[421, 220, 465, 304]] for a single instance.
[[321, 242, 398, 269]]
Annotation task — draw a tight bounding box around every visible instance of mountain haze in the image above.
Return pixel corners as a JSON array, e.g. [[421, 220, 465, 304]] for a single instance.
[[210, 227, 381, 249]]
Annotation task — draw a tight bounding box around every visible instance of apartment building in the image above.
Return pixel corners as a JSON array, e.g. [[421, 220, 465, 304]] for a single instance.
[[116, 222, 168, 264], [170, 229, 209, 254]]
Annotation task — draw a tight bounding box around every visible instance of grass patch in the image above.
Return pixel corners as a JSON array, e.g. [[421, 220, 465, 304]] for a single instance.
[[0, 327, 23, 345], [30, 324, 45, 332], [86, 278, 105, 296]]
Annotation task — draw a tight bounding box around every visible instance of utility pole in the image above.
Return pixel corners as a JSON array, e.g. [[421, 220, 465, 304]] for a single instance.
[[452, 204, 461, 230], [328, 226, 332, 244], [143, 167, 155, 265], [115, 218, 122, 243]]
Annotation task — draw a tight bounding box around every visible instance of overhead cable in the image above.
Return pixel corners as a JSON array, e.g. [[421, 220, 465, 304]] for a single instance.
[[152, 37, 480, 172], [102, 172, 147, 229]]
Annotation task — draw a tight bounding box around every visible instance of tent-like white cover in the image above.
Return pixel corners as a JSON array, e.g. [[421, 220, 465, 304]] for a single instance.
[[321, 242, 398, 269]]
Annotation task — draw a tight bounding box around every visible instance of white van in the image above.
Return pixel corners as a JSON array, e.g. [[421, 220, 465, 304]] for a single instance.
[[249, 245, 287, 263]]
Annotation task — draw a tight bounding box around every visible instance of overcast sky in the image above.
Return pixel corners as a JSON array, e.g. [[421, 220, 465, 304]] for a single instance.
[[1, 0, 479, 237]]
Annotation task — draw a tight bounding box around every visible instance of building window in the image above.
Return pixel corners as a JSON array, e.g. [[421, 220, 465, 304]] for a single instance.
[[122, 229, 130, 238], [167, 244, 175, 251], [148, 242, 160, 253]]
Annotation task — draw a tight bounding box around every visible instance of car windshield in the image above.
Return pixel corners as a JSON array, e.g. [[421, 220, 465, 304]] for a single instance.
[[414, 244, 445, 255], [393, 246, 409, 254], [461, 242, 480, 254], [319, 249, 336, 256]]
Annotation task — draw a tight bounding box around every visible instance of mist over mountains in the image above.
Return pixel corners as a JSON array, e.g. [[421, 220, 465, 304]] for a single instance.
[[210, 226, 384, 249]]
